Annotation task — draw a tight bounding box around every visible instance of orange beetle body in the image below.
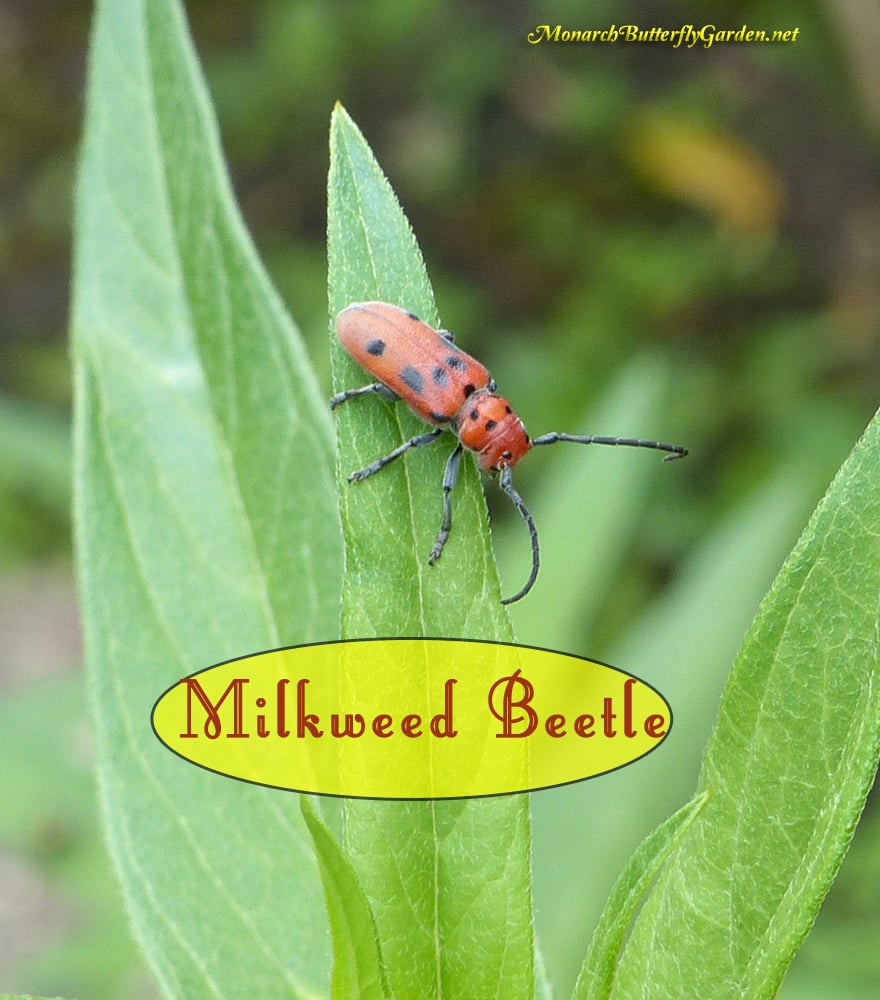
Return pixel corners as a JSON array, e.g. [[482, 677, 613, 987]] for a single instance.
[[453, 390, 532, 473], [332, 301, 686, 603], [336, 302, 532, 472], [336, 302, 490, 424]]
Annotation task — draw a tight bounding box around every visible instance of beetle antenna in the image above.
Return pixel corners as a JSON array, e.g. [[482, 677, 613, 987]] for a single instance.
[[531, 433, 687, 461], [498, 466, 540, 605]]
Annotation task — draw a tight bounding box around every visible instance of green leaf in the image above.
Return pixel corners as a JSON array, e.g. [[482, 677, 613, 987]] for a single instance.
[[327, 105, 534, 999], [571, 791, 709, 1000], [300, 799, 390, 1000], [72, 1, 341, 996], [611, 410, 880, 997], [532, 453, 839, 992], [328, 105, 513, 628]]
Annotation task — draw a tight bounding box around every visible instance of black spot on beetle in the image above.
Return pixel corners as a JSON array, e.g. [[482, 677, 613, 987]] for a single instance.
[[400, 365, 424, 394], [432, 366, 448, 386], [365, 339, 386, 357], [470, 408, 479, 421], [405, 310, 421, 322], [430, 411, 451, 423], [463, 383, 476, 398], [505, 405, 511, 414], [485, 420, 497, 431], [446, 355, 467, 371]]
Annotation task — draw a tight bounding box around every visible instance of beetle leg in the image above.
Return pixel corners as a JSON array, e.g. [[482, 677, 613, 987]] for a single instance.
[[330, 382, 398, 409], [348, 427, 444, 483], [428, 443, 464, 564], [498, 466, 540, 605]]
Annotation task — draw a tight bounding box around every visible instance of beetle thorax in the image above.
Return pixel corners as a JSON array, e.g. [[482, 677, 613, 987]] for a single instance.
[[452, 389, 532, 472]]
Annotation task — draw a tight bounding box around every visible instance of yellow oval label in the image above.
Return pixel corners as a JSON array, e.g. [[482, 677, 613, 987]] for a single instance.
[[151, 639, 671, 799]]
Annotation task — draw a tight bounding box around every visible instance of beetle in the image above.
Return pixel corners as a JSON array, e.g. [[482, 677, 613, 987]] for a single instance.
[[331, 301, 687, 604]]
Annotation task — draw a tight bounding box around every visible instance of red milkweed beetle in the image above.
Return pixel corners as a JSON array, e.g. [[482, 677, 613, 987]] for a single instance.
[[331, 301, 687, 604]]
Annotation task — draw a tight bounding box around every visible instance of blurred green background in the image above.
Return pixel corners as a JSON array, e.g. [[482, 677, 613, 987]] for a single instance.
[[2, 0, 879, 997]]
